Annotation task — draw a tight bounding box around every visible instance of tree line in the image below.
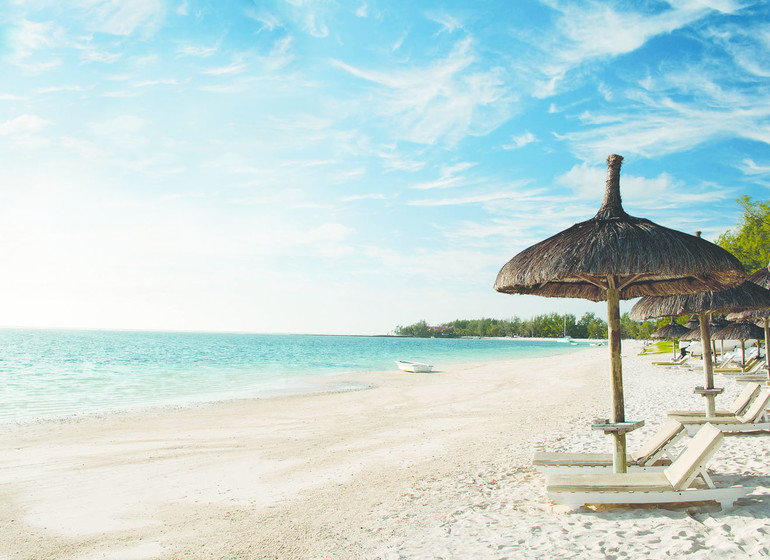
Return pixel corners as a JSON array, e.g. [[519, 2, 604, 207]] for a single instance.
[[394, 313, 673, 340]]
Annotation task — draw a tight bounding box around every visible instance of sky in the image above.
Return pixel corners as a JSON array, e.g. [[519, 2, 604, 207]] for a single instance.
[[1, 0, 769, 335]]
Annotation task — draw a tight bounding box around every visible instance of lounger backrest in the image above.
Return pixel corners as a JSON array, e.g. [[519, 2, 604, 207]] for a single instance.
[[738, 391, 770, 424], [664, 424, 723, 491], [632, 419, 684, 465], [730, 383, 762, 415]]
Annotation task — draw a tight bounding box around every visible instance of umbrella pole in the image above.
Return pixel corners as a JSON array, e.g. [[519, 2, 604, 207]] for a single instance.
[[607, 280, 626, 473], [765, 319, 770, 383], [738, 339, 745, 370], [699, 314, 716, 417]]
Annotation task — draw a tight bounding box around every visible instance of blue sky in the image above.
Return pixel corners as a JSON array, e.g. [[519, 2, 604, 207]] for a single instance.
[[1, 0, 768, 334]]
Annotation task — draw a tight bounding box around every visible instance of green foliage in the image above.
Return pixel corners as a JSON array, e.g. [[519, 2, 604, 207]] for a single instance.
[[716, 196, 770, 274], [396, 313, 612, 339], [395, 312, 670, 339]]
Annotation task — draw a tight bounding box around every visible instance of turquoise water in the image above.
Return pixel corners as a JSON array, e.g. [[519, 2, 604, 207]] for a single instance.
[[0, 329, 586, 423]]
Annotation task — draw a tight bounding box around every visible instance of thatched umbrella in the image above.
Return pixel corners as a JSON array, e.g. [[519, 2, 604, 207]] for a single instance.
[[710, 315, 730, 359], [728, 308, 770, 380], [712, 320, 765, 369], [684, 315, 700, 329], [680, 325, 702, 342], [650, 318, 689, 359], [494, 154, 744, 473], [630, 281, 770, 415], [728, 263, 770, 376]]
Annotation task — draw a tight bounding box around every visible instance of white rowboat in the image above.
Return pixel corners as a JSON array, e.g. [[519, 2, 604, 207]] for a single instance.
[[396, 360, 433, 373]]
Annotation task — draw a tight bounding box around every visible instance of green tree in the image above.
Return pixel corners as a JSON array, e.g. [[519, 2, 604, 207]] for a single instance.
[[716, 196, 770, 274]]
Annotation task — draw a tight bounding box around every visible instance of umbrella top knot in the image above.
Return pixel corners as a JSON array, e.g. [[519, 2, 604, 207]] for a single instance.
[[595, 154, 627, 221]]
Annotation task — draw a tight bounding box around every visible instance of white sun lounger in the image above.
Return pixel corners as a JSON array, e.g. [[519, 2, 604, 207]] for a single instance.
[[670, 391, 770, 435], [666, 383, 761, 419], [718, 357, 764, 375], [533, 420, 685, 473], [652, 355, 689, 366], [546, 424, 751, 511]]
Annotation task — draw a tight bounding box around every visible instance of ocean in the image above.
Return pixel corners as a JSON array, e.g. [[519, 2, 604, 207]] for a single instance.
[[0, 329, 587, 423]]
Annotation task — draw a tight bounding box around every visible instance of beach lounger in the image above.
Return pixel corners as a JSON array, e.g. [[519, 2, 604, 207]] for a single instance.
[[652, 355, 690, 366], [666, 383, 761, 419], [717, 357, 763, 375], [532, 420, 685, 473], [670, 391, 770, 435], [545, 424, 751, 511]]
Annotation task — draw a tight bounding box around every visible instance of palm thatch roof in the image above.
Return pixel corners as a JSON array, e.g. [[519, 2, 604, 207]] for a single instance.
[[629, 281, 770, 320], [748, 263, 770, 288], [651, 319, 689, 339], [680, 326, 703, 341], [728, 308, 770, 321], [711, 320, 764, 341], [494, 155, 745, 301], [684, 315, 700, 329]]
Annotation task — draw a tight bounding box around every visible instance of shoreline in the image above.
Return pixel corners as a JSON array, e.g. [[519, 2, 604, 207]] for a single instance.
[[2, 341, 768, 559], [1, 336, 595, 427]]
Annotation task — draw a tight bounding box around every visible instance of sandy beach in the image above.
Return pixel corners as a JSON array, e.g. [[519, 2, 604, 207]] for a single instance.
[[1, 341, 768, 559]]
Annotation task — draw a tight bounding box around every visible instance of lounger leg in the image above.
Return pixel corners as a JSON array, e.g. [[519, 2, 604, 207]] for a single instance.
[[718, 498, 735, 510], [705, 394, 716, 417], [612, 432, 627, 473]]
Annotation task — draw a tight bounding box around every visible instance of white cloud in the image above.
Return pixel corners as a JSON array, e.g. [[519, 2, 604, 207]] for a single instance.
[[560, 91, 770, 160], [6, 19, 61, 70], [502, 132, 535, 150], [554, 160, 729, 217], [202, 58, 248, 75], [0, 114, 52, 135], [740, 158, 770, 176], [556, 161, 682, 205], [355, 3, 368, 17], [530, 0, 744, 96], [86, 0, 166, 37], [176, 44, 219, 58], [409, 161, 477, 190], [245, 10, 283, 33], [259, 36, 294, 71], [304, 12, 329, 38], [331, 38, 515, 145], [80, 49, 123, 63], [425, 11, 464, 34]]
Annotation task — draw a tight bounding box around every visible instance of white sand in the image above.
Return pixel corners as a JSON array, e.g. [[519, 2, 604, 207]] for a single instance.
[[1, 341, 768, 559]]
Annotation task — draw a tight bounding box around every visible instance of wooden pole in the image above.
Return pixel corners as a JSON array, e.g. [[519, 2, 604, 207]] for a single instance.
[[764, 319, 770, 383], [699, 314, 716, 417], [606, 277, 626, 473], [740, 339, 746, 369]]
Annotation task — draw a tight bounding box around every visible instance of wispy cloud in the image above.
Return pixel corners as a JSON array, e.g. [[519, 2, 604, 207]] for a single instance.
[[85, 0, 167, 37], [176, 44, 219, 58], [559, 78, 770, 160], [529, 0, 745, 97], [409, 162, 477, 190], [331, 38, 515, 145], [0, 114, 52, 135], [202, 57, 248, 75], [502, 132, 536, 150], [425, 10, 464, 34], [739, 158, 770, 175]]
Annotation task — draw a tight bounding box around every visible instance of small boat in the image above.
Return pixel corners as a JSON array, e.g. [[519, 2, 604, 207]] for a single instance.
[[396, 360, 433, 373]]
